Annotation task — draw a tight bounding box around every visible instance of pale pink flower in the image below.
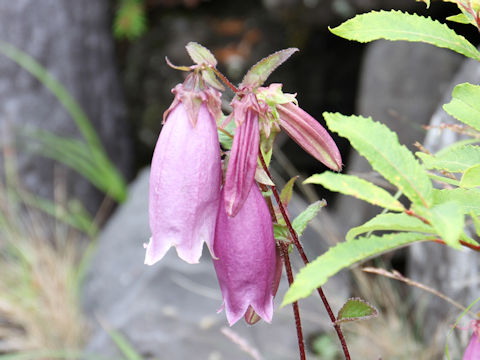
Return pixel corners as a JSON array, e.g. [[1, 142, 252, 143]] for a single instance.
[[214, 183, 276, 325], [145, 82, 222, 265]]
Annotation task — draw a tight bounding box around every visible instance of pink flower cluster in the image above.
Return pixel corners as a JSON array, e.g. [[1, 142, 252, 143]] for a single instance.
[[144, 67, 341, 325]]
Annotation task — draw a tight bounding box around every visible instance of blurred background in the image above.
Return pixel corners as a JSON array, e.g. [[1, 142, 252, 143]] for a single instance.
[[0, 0, 479, 359]]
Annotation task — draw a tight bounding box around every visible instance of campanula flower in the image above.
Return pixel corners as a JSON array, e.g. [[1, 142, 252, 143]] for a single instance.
[[145, 79, 222, 265], [213, 183, 276, 325], [224, 93, 265, 217], [464, 320, 480, 360]]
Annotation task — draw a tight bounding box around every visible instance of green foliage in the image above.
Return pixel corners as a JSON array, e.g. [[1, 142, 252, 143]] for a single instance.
[[305, 172, 404, 211], [0, 41, 127, 203], [292, 200, 326, 237], [186, 42, 217, 66], [461, 163, 480, 188], [416, 145, 480, 173], [329, 10, 480, 61], [323, 113, 433, 207], [114, 0, 147, 40], [283, 233, 432, 305], [443, 83, 480, 132], [336, 298, 378, 324], [240, 48, 299, 89], [346, 213, 434, 241], [280, 176, 298, 205], [422, 201, 464, 248]]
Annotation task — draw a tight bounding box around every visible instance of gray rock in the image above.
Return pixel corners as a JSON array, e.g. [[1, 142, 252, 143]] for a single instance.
[[333, 40, 463, 238], [0, 0, 132, 214], [82, 168, 348, 359]]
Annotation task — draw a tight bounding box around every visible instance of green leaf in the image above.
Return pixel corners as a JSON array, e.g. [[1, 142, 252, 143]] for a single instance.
[[446, 13, 471, 24], [113, 0, 147, 40], [416, 145, 480, 173], [217, 118, 235, 150], [305, 172, 404, 211], [423, 201, 464, 248], [329, 10, 480, 61], [240, 48, 298, 89], [274, 223, 290, 241], [433, 188, 480, 215], [282, 232, 430, 305], [346, 213, 434, 241], [443, 83, 480, 131], [280, 176, 298, 205], [336, 297, 378, 324], [292, 200, 327, 237], [460, 164, 480, 188], [324, 113, 433, 207], [185, 42, 217, 66]]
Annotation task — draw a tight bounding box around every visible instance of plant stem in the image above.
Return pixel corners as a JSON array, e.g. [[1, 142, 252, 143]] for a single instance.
[[258, 153, 351, 360], [280, 242, 307, 360]]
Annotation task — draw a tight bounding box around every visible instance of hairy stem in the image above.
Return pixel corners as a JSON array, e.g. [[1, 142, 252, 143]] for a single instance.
[[258, 153, 351, 360], [280, 242, 306, 360]]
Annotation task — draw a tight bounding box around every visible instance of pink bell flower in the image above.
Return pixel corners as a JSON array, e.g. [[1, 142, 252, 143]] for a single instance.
[[213, 183, 276, 325], [145, 81, 222, 265], [224, 93, 264, 217], [464, 320, 480, 360]]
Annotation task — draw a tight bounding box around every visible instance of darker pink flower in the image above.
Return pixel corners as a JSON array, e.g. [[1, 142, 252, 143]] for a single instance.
[[213, 183, 276, 325], [224, 93, 264, 217], [145, 80, 222, 265]]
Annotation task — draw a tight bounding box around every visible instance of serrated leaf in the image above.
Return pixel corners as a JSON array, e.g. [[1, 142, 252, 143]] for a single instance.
[[443, 83, 480, 131], [274, 223, 290, 241], [346, 213, 434, 241], [324, 113, 433, 207], [305, 172, 404, 211], [336, 298, 378, 324], [416, 145, 480, 173], [280, 176, 298, 206], [292, 200, 326, 237], [460, 164, 480, 188], [240, 48, 298, 89], [446, 13, 471, 24], [433, 188, 480, 215], [329, 10, 480, 61], [423, 201, 464, 248], [185, 42, 217, 66], [282, 232, 430, 305]]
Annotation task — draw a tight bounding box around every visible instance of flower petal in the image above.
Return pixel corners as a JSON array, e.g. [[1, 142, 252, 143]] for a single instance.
[[214, 184, 276, 325], [224, 110, 260, 217], [146, 102, 222, 265]]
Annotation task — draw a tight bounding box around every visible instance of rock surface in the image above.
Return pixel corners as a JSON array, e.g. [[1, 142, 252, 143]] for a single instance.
[[0, 0, 132, 213], [82, 168, 348, 359]]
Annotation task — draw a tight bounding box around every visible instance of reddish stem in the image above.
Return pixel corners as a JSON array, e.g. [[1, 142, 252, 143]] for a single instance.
[[280, 242, 307, 360], [259, 153, 351, 360], [210, 66, 239, 93]]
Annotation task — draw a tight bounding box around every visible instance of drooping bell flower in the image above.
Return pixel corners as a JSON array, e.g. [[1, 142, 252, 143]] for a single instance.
[[258, 83, 342, 172], [464, 320, 480, 360], [145, 76, 222, 265], [213, 182, 276, 325], [223, 93, 264, 217]]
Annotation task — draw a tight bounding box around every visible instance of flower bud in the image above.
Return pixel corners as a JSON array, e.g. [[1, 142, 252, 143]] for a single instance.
[[145, 81, 222, 265], [214, 183, 276, 325], [277, 102, 342, 171]]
